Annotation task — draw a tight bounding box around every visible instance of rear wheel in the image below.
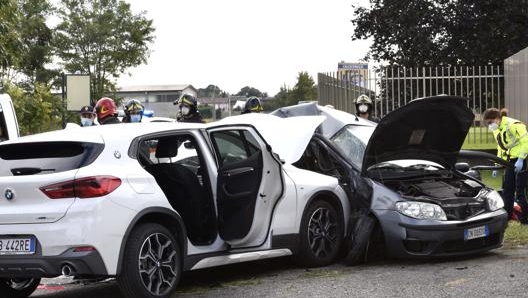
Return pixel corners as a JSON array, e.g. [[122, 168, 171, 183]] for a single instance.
[[117, 223, 181, 298], [0, 278, 40, 298], [297, 200, 343, 267]]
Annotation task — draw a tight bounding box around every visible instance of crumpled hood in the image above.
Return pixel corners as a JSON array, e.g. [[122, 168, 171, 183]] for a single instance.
[[212, 113, 326, 164], [362, 95, 474, 174]]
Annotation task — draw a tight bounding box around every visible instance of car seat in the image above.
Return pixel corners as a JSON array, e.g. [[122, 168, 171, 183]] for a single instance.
[[145, 136, 214, 244]]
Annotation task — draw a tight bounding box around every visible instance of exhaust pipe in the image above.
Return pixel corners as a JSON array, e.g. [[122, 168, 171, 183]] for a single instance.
[[61, 264, 75, 276]]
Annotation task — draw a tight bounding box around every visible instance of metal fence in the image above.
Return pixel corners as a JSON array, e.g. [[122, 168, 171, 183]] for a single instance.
[[318, 65, 504, 144]]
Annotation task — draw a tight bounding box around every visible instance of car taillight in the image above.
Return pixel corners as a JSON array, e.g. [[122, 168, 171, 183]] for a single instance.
[[40, 176, 122, 199]]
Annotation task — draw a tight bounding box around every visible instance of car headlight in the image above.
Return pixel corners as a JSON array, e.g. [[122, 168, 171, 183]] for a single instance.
[[486, 190, 504, 211], [395, 201, 447, 221]]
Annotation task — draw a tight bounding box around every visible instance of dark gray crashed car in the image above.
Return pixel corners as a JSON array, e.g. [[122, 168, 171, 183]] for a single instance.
[[272, 95, 509, 263]]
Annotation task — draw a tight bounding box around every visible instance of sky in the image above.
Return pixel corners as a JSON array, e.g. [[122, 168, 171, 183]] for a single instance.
[[117, 0, 372, 96]]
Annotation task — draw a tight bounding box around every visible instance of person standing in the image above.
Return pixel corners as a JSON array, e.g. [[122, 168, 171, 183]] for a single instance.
[[483, 107, 528, 223], [354, 94, 380, 123], [79, 105, 96, 126], [94, 97, 121, 125], [122, 99, 144, 123], [174, 93, 204, 123]]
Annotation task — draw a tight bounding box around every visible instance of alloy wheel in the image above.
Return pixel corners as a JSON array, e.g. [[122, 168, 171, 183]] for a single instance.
[[307, 207, 339, 258], [138, 232, 179, 296]]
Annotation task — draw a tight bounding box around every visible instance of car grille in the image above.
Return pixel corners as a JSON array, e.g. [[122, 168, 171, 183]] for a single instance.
[[443, 202, 486, 220]]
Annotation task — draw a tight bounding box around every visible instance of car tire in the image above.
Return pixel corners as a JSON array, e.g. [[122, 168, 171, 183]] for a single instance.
[[117, 223, 181, 298], [343, 214, 375, 266], [297, 200, 343, 267], [0, 278, 41, 298]]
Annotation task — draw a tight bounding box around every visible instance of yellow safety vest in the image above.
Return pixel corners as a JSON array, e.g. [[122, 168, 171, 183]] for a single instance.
[[493, 116, 528, 160]]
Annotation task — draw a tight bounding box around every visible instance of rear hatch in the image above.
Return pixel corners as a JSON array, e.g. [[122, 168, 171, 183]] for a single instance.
[[0, 140, 104, 224]]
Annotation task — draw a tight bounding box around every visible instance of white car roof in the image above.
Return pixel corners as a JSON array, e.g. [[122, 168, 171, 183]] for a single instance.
[[5, 122, 204, 144], [5, 114, 324, 165]]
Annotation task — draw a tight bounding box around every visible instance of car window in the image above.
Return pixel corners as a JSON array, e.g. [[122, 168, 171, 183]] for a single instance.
[[210, 130, 261, 167], [0, 142, 103, 176], [331, 125, 374, 169], [138, 135, 201, 174]]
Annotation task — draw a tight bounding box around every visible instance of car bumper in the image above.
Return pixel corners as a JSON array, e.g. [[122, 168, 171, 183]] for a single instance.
[[375, 209, 508, 258], [0, 247, 107, 278], [0, 198, 137, 277]]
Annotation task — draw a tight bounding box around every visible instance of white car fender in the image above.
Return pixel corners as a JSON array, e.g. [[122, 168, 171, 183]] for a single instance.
[[271, 164, 350, 235]]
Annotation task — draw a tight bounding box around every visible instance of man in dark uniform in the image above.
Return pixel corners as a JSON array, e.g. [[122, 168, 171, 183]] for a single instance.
[[79, 105, 96, 126], [174, 93, 204, 123], [354, 94, 380, 123], [94, 97, 121, 125], [241, 96, 263, 114]]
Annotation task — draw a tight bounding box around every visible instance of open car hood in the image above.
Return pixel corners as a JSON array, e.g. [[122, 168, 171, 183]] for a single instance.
[[212, 113, 326, 164], [362, 95, 474, 174]]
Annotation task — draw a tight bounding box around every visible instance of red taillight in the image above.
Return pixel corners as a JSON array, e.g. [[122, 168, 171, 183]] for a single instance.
[[40, 176, 122, 199], [73, 246, 96, 252]]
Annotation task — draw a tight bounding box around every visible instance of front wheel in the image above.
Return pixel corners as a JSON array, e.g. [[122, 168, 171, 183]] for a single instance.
[[0, 278, 41, 298], [117, 223, 181, 298], [297, 200, 343, 267]]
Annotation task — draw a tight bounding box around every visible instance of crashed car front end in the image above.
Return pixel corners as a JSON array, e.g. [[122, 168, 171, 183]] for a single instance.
[[368, 167, 508, 258], [273, 96, 509, 261]]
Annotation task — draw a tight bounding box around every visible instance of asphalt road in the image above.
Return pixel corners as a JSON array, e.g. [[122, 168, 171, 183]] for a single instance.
[[33, 246, 528, 298]]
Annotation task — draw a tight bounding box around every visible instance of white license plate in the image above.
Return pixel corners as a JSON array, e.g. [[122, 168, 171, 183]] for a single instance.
[[464, 225, 489, 241], [0, 237, 35, 255]]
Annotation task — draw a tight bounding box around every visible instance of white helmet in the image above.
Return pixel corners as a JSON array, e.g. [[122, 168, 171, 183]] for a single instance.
[[355, 94, 372, 105]]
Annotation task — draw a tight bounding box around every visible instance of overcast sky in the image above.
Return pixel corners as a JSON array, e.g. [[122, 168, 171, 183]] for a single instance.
[[117, 0, 372, 96]]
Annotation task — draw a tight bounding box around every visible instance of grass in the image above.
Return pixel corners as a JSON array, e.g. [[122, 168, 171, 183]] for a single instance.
[[504, 221, 528, 248], [462, 126, 496, 150]]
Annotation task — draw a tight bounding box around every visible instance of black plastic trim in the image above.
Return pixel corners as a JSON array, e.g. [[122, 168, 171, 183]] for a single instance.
[[0, 248, 107, 278]]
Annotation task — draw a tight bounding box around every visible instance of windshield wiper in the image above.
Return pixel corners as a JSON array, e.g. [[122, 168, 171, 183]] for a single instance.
[[11, 167, 56, 176]]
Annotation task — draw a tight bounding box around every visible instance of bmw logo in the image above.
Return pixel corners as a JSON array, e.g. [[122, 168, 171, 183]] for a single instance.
[[4, 189, 14, 201], [114, 151, 121, 159]]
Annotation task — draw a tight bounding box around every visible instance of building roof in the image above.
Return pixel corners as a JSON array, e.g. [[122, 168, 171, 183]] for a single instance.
[[117, 84, 196, 93]]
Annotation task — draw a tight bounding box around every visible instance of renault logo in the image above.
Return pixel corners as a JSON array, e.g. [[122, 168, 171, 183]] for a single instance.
[[4, 189, 14, 201]]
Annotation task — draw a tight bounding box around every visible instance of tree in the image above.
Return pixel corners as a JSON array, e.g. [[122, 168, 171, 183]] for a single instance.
[[236, 86, 267, 98], [5, 82, 64, 135], [265, 85, 292, 111], [54, 0, 155, 102], [17, 0, 57, 87], [290, 72, 317, 104], [351, 0, 528, 66], [0, 0, 22, 83], [198, 85, 226, 98]]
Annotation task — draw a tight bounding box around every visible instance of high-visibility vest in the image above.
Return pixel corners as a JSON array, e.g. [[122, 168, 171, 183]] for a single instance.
[[493, 116, 528, 160]]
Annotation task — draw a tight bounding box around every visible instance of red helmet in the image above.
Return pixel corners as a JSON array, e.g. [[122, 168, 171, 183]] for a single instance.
[[95, 97, 117, 120]]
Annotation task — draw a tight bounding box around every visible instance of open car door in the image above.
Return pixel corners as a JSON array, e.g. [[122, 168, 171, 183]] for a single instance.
[[207, 126, 283, 248]]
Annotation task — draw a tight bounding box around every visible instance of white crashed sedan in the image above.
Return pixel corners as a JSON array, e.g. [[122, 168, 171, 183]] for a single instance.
[[272, 95, 509, 264], [0, 115, 350, 298]]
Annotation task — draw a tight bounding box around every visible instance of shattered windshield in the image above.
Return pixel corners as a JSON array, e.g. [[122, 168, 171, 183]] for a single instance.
[[330, 125, 375, 169]]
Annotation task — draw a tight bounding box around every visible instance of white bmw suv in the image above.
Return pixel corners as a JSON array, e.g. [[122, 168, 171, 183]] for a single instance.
[[0, 114, 350, 298]]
